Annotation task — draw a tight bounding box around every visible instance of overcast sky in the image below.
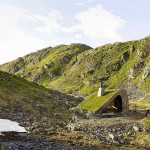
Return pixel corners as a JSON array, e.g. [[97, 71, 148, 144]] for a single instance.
[[0, 0, 150, 64]]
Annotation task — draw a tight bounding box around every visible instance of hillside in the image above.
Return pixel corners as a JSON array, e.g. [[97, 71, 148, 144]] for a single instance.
[[0, 39, 150, 149], [0, 70, 71, 132], [0, 37, 150, 99]]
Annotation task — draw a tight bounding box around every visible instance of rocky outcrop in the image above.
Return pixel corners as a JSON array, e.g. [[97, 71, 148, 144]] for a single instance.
[[142, 66, 150, 81]]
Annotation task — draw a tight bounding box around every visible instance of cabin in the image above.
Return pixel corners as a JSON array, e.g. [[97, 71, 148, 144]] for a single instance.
[[96, 89, 129, 114], [78, 85, 129, 115]]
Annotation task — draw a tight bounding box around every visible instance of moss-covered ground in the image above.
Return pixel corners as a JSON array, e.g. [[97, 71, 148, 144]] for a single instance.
[[130, 99, 150, 110]]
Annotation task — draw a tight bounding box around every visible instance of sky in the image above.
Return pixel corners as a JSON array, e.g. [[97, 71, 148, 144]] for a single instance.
[[0, 0, 150, 64]]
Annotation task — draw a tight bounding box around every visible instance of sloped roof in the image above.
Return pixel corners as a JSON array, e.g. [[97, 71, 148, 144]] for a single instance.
[[78, 90, 117, 112]]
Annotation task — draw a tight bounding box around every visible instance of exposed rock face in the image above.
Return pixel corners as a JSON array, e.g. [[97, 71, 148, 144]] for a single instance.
[[142, 66, 150, 81], [121, 51, 130, 62], [121, 84, 144, 100]]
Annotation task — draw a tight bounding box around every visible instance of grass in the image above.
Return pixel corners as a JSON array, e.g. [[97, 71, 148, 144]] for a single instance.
[[130, 99, 150, 110], [45, 131, 103, 149], [77, 90, 116, 112], [141, 118, 150, 131], [0, 71, 71, 126], [130, 132, 150, 148], [0, 36, 150, 98]]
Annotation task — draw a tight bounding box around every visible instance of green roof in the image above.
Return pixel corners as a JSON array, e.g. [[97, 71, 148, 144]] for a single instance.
[[78, 90, 116, 112]]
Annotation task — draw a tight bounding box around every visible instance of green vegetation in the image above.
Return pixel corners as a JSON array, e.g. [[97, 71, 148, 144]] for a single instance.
[[0, 37, 150, 149], [130, 99, 150, 110], [46, 131, 103, 149], [130, 132, 150, 148], [129, 99, 150, 148], [0, 37, 150, 98], [0, 71, 70, 125], [141, 118, 150, 131], [77, 90, 116, 112]]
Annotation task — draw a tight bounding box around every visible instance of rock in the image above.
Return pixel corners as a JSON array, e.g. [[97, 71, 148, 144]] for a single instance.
[[48, 72, 55, 77], [133, 126, 139, 131], [0, 144, 11, 150], [9, 66, 19, 74], [71, 116, 78, 122], [108, 133, 114, 140], [60, 57, 69, 63], [43, 63, 53, 69], [67, 123, 75, 131], [142, 66, 150, 81], [128, 68, 137, 79], [86, 69, 94, 74], [121, 51, 130, 62], [83, 80, 90, 85], [80, 73, 85, 78], [130, 45, 135, 53], [146, 110, 150, 118], [69, 118, 144, 146], [128, 62, 144, 80]]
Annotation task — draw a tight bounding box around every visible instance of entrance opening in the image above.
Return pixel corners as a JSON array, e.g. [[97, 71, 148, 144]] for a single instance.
[[101, 95, 123, 114], [114, 95, 122, 112]]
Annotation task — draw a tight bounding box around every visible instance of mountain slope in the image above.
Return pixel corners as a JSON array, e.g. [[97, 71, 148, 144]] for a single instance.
[[0, 70, 70, 130], [0, 37, 150, 99]]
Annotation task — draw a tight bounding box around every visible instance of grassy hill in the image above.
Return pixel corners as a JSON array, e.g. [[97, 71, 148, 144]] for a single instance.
[[0, 70, 70, 127], [0, 38, 150, 149], [0, 37, 150, 99]]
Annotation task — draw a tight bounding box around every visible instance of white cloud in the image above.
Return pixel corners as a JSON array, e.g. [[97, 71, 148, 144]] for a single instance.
[[0, 4, 48, 64], [69, 34, 83, 44], [75, 0, 92, 6], [33, 4, 126, 46], [31, 10, 63, 33], [0, 3, 126, 64], [74, 5, 126, 45], [70, 38, 80, 43], [75, 34, 82, 39], [0, 31, 47, 64]]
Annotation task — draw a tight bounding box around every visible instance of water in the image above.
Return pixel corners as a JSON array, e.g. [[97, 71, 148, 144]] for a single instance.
[[0, 119, 26, 132]]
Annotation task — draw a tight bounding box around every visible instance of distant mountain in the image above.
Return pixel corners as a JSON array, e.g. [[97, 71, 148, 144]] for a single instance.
[[0, 38, 150, 99]]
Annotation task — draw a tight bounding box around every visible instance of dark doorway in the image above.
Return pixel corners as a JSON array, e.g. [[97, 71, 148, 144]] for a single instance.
[[114, 95, 122, 112]]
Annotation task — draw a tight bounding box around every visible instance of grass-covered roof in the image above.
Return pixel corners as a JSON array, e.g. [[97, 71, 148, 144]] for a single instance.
[[78, 90, 117, 112]]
